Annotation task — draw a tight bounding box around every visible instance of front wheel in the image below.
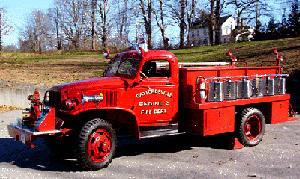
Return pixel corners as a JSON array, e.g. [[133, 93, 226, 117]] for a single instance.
[[76, 118, 116, 170], [237, 108, 265, 147]]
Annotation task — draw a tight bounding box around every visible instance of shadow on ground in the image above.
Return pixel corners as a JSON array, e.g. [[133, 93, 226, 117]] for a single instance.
[[0, 133, 236, 172]]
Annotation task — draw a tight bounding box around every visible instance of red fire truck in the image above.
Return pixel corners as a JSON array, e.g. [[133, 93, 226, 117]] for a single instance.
[[7, 41, 297, 170]]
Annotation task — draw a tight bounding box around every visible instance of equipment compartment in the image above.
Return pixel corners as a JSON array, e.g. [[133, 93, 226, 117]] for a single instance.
[[237, 79, 252, 99], [274, 77, 286, 95], [223, 80, 236, 100], [208, 81, 224, 102], [263, 77, 275, 96]]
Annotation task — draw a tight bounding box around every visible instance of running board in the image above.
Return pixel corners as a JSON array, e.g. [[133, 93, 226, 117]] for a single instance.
[[139, 124, 185, 138]]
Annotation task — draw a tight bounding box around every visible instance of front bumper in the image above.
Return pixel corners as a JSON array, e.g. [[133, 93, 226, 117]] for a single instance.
[[7, 121, 61, 147], [7, 106, 61, 148]]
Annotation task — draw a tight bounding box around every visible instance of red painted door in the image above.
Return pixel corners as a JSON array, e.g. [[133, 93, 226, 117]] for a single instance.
[[132, 59, 177, 124]]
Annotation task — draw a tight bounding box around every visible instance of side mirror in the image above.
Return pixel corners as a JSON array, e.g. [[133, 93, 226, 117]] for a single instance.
[[104, 50, 110, 59]]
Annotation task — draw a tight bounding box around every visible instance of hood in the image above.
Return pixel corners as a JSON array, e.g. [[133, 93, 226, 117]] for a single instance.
[[49, 77, 127, 92]]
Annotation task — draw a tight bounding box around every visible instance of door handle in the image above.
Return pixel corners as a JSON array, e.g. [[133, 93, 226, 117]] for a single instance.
[[166, 82, 173, 85]]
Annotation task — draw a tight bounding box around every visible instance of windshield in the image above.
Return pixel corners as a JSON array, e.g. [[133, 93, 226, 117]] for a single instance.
[[104, 58, 140, 77]]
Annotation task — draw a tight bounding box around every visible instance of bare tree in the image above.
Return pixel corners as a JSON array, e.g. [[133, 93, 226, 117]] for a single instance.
[[119, 0, 129, 45], [167, 0, 198, 48], [226, 0, 259, 26], [139, 0, 152, 49], [97, 0, 110, 49], [186, 0, 197, 46], [209, 0, 214, 46], [208, 0, 223, 46], [54, 0, 88, 50], [179, 0, 185, 48], [110, 0, 130, 50], [19, 10, 54, 52], [214, 0, 221, 45], [153, 0, 169, 49], [48, 2, 63, 50], [0, 8, 13, 51], [91, 0, 97, 50]]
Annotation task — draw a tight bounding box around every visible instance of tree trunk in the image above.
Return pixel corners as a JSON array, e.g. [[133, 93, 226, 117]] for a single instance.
[[91, 0, 97, 50], [147, 0, 152, 49], [161, 0, 168, 49], [187, 0, 196, 47], [99, 0, 108, 49], [214, 0, 220, 45], [179, 0, 185, 48], [209, 0, 215, 46], [139, 0, 152, 49]]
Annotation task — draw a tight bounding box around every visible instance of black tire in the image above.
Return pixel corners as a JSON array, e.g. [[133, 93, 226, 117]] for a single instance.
[[237, 108, 265, 147], [76, 118, 117, 170]]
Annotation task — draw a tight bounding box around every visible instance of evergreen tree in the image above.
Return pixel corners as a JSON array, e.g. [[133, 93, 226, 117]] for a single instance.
[[288, 0, 300, 34], [267, 17, 277, 33]]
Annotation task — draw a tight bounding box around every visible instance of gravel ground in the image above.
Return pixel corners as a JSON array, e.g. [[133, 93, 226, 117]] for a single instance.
[[0, 110, 299, 179]]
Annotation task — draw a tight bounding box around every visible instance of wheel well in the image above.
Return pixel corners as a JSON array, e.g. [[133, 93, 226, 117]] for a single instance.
[[63, 109, 139, 138], [235, 102, 272, 124]]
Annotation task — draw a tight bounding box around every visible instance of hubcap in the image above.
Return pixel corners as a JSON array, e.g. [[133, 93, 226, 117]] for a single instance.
[[88, 129, 112, 162], [244, 115, 262, 141]]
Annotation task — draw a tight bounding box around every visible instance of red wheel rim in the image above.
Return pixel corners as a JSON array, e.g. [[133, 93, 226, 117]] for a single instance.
[[88, 129, 112, 162], [244, 115, 262, 141]]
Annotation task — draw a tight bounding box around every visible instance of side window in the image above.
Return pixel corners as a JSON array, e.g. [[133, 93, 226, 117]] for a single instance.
[[142, 59, 171, 78]]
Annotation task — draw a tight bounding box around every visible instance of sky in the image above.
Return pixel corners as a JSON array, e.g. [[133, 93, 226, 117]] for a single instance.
[[0, 0, 291, 47], [1, 0, 53, 46]]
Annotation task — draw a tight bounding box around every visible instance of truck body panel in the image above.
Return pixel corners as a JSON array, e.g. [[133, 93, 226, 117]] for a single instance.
[[179, 66, 280, 107]]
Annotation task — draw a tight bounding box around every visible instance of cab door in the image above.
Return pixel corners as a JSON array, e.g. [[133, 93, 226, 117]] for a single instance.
[[133, 59, 177, 124]]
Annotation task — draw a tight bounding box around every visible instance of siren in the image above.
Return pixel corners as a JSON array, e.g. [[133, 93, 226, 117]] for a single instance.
[[104, 49, 110, 59], [273, 49, 283, 66], [137, 37, 148, 53], [226, 51, 237, 67], [226, 51, 232, 57]]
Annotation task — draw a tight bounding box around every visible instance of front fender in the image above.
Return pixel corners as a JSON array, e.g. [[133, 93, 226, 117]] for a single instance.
[[64, 107, 141, 138]]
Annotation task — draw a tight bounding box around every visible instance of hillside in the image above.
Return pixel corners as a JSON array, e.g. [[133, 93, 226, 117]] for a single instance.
[[171, 37, 300, 75], [0, 37, 299, 87]]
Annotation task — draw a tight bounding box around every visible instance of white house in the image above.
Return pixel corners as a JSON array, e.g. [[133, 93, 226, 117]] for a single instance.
[[189, 16, 254, 46], [220, 16, 236, 44]]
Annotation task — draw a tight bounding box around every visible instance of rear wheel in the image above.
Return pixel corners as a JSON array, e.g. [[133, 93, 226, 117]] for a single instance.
[[237, 108, 265, 147], [76, 118, 116, 170]]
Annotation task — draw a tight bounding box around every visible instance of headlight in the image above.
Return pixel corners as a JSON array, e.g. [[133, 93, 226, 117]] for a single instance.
[[63, 97, 79, 110]]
